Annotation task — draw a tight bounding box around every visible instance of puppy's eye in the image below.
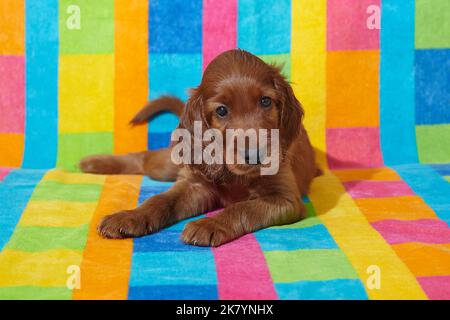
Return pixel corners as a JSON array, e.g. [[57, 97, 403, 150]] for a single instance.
[[260, 96, 272, 108], [216, 105, 229, 118]]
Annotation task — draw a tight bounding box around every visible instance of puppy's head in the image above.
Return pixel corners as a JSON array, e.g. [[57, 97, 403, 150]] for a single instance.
[[179, 49, 303, 178]]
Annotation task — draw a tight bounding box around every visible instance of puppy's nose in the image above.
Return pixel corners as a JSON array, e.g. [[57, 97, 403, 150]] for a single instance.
[[244, 149, 261, 165]]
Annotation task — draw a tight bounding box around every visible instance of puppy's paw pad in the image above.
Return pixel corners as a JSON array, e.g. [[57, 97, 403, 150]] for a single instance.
[[181, 218, 230, 247]]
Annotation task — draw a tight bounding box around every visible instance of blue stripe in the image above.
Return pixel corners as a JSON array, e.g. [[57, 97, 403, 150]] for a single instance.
[[141, 176, 173, 188], [138, 176, 172, 204], [380, 0, 418, 165], [166, 216, 204, 232], [23, 0, 58, 168], [276, 279, 368, 300], [0, 169, 45, 250], [147, 132, 172, 151], [147, 53, 201, 149], [149, 0, 202, 54], [148, 112, 179, 133], [238, 0, 291, 54], [129, 251, 217, 287], [415, 49, 450, 125], [129, 284, 217, 300], [133, 230, 210, 252], [394, 164, 450, 226], [255, 225, 338, 251], [129, 178, 218, 293], [148, 53, 202, 101], [430, 164, 450, 176], [138, 185, 171, 204]]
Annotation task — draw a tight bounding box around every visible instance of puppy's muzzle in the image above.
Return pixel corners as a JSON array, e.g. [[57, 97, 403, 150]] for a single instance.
[[241, 147, 266, 165]]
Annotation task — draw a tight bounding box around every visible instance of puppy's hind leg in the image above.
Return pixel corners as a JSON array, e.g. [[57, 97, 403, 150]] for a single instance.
[[79, 148, 179, 181], [79, 152, 147, 175]]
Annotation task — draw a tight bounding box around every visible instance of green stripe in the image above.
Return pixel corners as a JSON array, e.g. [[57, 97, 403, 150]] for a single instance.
[[271, 216, 322, 229], [31, 180, 103, 201], [5, 225, 89, 252], [59, 0, 115, 54], [264, 249, 359, 282], [416, 124, 450, 163], [0, 286, 72, 300], [57, 132, 113, 172], [415, 0, 450, 49], [258, 53, 291, 80]]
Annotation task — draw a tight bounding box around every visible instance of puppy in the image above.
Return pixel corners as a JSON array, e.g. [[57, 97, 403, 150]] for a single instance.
[[80, 49, 321, 246]]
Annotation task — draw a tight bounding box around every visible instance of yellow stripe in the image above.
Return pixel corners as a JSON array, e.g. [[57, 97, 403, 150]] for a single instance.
[[0, 249, 82, 287], [17, 170, 103, 228], [44, 169, 106, 185], [19, 200, 98, 227], [59, 54, 114, 133], [291, 0, 327, 168], [309, 170, 427, 299]]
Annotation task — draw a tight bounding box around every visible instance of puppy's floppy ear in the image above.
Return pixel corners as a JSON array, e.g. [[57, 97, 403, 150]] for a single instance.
[[179, 88, 207, 132], [273, 71, 304, 146]]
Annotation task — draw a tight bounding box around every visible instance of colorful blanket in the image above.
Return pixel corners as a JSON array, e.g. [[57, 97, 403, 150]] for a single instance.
[[0, 0, 449, 299]]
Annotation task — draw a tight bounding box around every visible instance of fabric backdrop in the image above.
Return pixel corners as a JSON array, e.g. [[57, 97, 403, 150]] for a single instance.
[[0, 0, 449, 299]]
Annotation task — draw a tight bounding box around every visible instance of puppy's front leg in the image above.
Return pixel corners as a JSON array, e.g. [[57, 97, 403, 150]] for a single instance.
[[98, 179, 216, 239], [181, 194, 305, 247]]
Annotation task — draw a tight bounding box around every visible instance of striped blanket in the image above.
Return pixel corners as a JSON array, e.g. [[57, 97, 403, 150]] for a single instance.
[[0, 0, 449, 299]]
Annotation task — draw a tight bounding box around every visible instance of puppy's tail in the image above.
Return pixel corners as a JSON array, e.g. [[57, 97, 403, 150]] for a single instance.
[[130, 95, 185, 126]]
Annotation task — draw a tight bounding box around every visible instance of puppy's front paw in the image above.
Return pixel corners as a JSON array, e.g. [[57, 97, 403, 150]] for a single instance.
[[98, 211, 153, 239], [181, 217, 232, 247]]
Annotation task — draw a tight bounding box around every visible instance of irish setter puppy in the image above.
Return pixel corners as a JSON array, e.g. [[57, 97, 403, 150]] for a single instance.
[[79, 49, 320, 246]]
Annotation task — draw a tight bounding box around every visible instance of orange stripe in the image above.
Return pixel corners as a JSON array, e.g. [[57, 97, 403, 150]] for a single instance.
[[73, 175, 142, 300], [392, 243, 450, 277], [326, 50, 380, 128], [0, 0, 24, 55], [332, 167, 402, 182], [355, 196, 437, 222], [113, 0, 148, 154], [0, 133, 24, 167]]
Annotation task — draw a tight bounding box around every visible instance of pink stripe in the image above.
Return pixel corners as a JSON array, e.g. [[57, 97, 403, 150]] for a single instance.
[[207, 210, 277, 300], [327, 0, 380, 51], [202, 0, 237, 70], [326, 127, 383, 169], [417, 276, 450, 300], [343, 180, 414, 198], [0, 56, 25, 133], [0, 168, 12, 181], [371, 219, 450, 245]]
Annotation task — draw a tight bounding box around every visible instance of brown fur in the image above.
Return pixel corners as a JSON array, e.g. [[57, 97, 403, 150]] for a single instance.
[[79, 49, 320, 246]]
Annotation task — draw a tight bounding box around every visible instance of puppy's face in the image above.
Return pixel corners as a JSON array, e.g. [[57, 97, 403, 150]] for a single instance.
[[203, 77, 280, 176], [180, 50, 303, 178]]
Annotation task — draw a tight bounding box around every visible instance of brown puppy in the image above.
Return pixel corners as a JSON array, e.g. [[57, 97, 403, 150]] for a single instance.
[[79, 49, 320, 246]]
